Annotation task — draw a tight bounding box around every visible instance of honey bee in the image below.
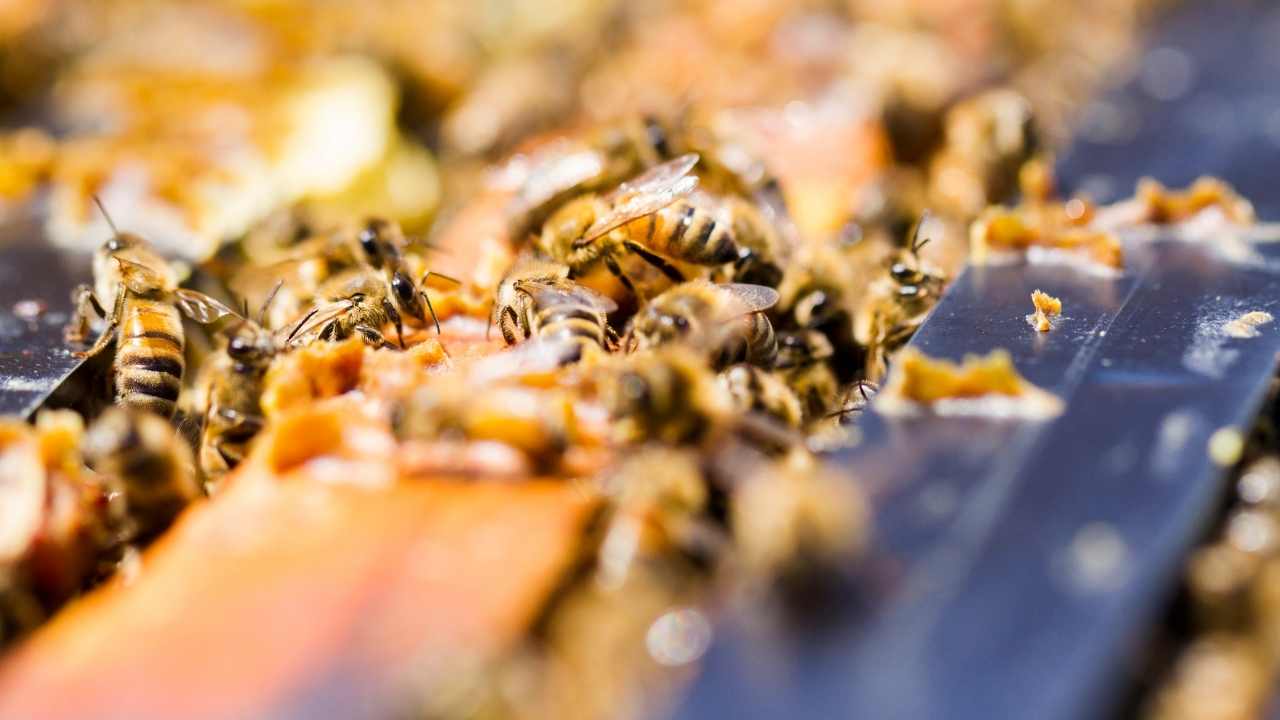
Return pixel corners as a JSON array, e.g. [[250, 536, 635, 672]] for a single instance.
[[857, 215, 946, 382], [82, 407, 202, 545], [624, 280, 779, 368], [602, 346, 733, 446], [490, 257, 618, 362], [718, 364, 804, 428], [773, 330, 840, 421], [595, 447, 724, 590], [510, 114, 790, 244], [391, 382, 581, 474], [731, 452, 868, 581], [536, 154, 750, 296], [67, 202, 240, 418], [827, 380, 879, 422], [286, 263, 456, 350], [199, 289, 283, 485]]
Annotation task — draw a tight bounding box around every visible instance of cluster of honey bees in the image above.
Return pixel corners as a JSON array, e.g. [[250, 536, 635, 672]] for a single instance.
[[0, 0, 1175, 714]]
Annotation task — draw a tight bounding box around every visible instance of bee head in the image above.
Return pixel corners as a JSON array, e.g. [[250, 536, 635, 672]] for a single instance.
[[226, 322, 274, 365], [390, 271, 428, 325], [358, 218, 395, 268]]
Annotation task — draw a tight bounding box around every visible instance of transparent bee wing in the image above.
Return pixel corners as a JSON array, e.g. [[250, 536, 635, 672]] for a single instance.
[[517, 278, 618, 314], [284, 300, 350, 344], [582, 154, 700, 241], [113, 257, 172, 294], [466, 339, 581, 385], [174, 289, 242, 325], [719, 283, 780, 314], [508, 149, 606, 213]]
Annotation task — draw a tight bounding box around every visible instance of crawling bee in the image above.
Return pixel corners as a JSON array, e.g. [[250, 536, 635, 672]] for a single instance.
[[510, 114, 792, 244], [67, 203, 239, 418], [718, 363, 804, 428], [827, 380, 880, 423], [286, 262, 456, 349], [199, 289, 282, 485], [537, 154, 749, 297], [391, 382, 582, 474], [83, 407, 202, 545], [857, 216, 946, 382], [624, 280, 779, 368], [595, 447, 724, 589], [603, 346, 733, 446], [490, 257, 618, 362], [774, 330, 840, 421]]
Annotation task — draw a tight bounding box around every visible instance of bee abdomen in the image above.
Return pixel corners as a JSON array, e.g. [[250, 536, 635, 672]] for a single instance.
[[117, 300, 185, 417], [745, 312, 777, 367], [538, 305, 608, 354]]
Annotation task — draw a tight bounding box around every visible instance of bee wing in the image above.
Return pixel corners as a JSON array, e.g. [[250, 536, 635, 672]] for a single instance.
[[582, 154, 700, 241], [719, 283, 780, 314], [517, 278, 618, 314], [508, 149, 606, 213], [114, 257, 171, 294], [284, 300, 350, 344], [466, 339, 582, 385], [174, 289, 242, 325]]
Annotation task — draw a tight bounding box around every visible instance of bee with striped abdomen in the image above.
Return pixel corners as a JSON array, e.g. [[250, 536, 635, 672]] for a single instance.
[[536, 154, 746, 298], [286, 264, 457, 350], [67, 203, 240, 418], [718, 363, 804, 429], [83, 407, 203, 545], [490, 257, 617, 362], [199, 287, 283, 485], [856, 215, 945, 382], [624, 280, 779, 369], [774, 330, 841, 422]]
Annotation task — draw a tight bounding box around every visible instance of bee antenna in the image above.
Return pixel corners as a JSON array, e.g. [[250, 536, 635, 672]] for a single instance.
[[856, 381, 872, 402], [260, 280, 284, 326], [420, 290, 442, 335], [93, 195, 121, 237], [286, 307, 318, 344], [911, 210, 933, 254]]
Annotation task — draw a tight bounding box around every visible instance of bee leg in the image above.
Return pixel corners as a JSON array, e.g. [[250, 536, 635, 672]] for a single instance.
[[65, 284, 107, 344], [500, 307, 521, 345], [354, 324, 391, 349], [74, 287, 126, 359], [381, 298, 406, 349], [603, 253, 639, 297], [623, 240, 685, 283]]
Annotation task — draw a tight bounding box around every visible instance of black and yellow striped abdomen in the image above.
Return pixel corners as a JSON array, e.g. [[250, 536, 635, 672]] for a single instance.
[[116, 296, 185, 417], [619, 200, 739, 266], [536, 303, 609, 359]]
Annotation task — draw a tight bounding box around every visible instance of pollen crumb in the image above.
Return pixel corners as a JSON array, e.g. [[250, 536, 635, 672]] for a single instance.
[[1027, 290, 1062, 332], [1224, 311, 1273, 339]]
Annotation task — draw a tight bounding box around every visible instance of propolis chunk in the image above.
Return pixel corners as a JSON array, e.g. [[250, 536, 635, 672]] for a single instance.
[[878, 348, 1062, 418], [970, 206, 1123, 270], [1135, 176, 1255, 225], [1027, 289, 1062, 332]]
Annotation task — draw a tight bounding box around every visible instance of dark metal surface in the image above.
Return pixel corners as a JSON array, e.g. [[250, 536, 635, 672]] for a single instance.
[[682, 232, 1280, 720], [0, 212, 91, 418], [681, 1, 1280, 718]]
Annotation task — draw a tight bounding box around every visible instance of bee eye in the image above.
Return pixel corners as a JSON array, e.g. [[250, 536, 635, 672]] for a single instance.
[[358, 228, 381, 260], [672, 315, 690, 331], [898, 284, 921, 298], [105, 237, 122, 252], [391, 273, 415, 302], [228, 336, 251, 356], [890, 263, 915, 281]]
